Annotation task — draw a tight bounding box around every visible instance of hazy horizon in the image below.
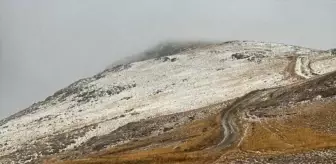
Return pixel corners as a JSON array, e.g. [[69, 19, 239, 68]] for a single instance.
[[1, 0, 336, 119]]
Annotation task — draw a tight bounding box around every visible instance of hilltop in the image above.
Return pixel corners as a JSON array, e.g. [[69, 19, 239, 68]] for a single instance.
[[0, 41, 336, 164]]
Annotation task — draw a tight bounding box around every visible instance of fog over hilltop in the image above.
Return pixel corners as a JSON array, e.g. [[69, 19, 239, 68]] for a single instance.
[[1, 0, 336, 119]]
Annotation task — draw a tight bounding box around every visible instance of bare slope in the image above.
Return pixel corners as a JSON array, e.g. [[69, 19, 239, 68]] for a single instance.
[[0, 41, 335, 164], [56, 67, 336, 164]]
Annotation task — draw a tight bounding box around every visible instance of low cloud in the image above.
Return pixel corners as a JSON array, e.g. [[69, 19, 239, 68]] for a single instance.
[[0, 0, 335, 119]]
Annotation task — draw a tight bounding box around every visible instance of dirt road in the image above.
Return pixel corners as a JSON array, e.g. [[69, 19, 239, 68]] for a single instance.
[[216, 90, 268, 148], [216, 55, 320, 149]]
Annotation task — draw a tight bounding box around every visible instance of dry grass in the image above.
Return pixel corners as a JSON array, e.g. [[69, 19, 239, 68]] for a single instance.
[[54, 114, 224, 164], [240, 121, 336, 152], [288, 101, 336, 133], [240, 101, 336, 154], [50, 101, 336, 164], [48, 71, 336, 164]]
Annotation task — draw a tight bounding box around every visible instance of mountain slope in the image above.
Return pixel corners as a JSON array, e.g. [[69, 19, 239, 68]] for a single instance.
[[0, 41, 335, 164], [57, 69, 336, 164]]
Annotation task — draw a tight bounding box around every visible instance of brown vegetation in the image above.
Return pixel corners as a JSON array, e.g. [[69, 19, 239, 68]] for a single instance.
[[49, 71, 336, 164], [52, 114, 223, 164]]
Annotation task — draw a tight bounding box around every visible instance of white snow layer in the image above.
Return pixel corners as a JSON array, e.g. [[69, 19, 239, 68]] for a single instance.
[[0, 41, 335, 159]]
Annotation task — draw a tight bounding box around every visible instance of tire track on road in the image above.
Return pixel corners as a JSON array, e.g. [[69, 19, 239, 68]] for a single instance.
[[295, 56, 316, 79], [216, 55, 318, 150], [216, 90, 269, 149]]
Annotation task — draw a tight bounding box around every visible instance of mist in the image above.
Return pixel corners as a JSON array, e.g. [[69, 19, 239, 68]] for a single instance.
[[0, 0, 336, 119]]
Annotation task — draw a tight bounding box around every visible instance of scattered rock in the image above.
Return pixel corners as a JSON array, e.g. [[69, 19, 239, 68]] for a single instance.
[[163, 127, 174, 132], [232, 53, 250, 60], [188, 115, 195, 121], [247, 56, 262, 63], [153, 90, 163, 95], [156, 56, 178, 62], [121, 96, 132, 100], [232, 51, 265, 63], [77, 84, 136, 103], [161, 57, 171, 62], [130, 112, 140, 116], [170, 58, 177, 62], [125, 108, 135, 113]]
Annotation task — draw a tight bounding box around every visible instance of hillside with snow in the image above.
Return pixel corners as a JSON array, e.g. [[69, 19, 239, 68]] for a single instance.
[[1, 41, 336, 164]]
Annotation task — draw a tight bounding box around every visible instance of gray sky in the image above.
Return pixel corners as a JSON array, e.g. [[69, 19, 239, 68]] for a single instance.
[[1, 0, 336, 119]]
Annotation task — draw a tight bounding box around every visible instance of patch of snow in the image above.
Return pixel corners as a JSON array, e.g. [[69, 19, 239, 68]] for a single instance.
[[311, 56, 336, 75]]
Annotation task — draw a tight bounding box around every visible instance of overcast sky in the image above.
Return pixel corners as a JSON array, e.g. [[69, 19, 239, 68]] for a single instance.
[[0, 0, 336, 119]]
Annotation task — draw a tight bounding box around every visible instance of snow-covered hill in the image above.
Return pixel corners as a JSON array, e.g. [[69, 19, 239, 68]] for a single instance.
[[1, 41, 335, 164]]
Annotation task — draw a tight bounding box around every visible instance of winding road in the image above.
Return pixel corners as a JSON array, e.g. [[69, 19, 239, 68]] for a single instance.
[[216, 55, 320, 149], [216, 90, 267, 148], [295, 56, 318, 79]]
